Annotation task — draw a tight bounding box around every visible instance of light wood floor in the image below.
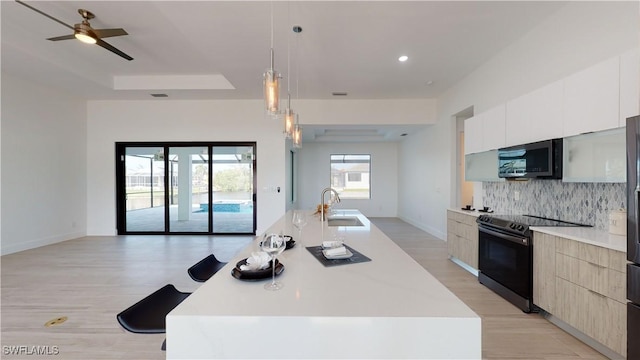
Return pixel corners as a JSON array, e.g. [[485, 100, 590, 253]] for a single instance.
[[1, 219, 607, 359]]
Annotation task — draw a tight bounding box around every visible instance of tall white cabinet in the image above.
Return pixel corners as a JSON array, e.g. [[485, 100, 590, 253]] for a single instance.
[[620, 48, 640, 124], [463, 104, 506, 155], [562, 56, 620, 137], [505, 80, 564, 147]]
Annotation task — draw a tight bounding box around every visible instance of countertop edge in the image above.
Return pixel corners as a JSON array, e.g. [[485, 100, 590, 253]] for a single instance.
[[447, 208, 483, 217], [531, 226, 626, 253]]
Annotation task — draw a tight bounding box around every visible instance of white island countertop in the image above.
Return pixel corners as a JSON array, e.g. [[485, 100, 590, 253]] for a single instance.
[[166, 209, 481, 359]]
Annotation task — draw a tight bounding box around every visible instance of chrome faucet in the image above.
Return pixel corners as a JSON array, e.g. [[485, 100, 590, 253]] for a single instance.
[[320, 187, 341, 221]]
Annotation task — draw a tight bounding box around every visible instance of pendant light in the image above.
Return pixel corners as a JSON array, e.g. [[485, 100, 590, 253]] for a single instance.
[[293, 116, 302, 149], [292, 25, 303, 149], [263, 2, 280, 115], [284, 97, 294, 138], [283, 9, 294, 138]]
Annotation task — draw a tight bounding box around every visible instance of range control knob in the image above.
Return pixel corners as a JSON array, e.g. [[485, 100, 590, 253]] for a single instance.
[[509, 223, 516, 229], [517, 225, 525, 231]]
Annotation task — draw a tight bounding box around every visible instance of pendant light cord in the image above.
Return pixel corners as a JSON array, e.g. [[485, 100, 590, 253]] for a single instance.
[[287, 2, 291, 99]]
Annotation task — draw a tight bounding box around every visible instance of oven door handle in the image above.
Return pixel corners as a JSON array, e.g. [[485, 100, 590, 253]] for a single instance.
[[479, 226, 529, 246]]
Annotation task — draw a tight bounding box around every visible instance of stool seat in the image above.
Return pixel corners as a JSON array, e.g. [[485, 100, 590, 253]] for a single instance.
[[188, 254, 227, 282], [116, 284, 190, 334]]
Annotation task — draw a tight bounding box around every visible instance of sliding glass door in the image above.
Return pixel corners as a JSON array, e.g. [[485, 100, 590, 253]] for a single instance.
[[167, 146, 210, 232], [211, 146, 255, 233], [116, 142, 256, 235]]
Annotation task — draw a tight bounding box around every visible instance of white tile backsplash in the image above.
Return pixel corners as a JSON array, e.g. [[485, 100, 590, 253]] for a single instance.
[[482, 181, 626, 230]]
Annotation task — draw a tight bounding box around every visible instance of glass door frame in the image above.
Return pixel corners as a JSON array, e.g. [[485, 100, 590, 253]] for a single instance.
[[115, 141, 257, 235]]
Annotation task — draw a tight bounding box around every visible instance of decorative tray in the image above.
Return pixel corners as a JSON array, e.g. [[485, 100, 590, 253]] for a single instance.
[[306, 245, 371, 267]]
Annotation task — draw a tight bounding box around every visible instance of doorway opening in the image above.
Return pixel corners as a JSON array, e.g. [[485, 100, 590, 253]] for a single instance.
[[115, 142, 256, 235], [455, 107, 474, 208]]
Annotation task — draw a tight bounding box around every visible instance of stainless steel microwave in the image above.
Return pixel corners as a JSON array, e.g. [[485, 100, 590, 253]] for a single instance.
[[498, 139, 563, 179]]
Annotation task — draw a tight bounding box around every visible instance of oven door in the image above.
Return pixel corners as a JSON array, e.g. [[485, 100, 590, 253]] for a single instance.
[[478, 225, 532, 300]]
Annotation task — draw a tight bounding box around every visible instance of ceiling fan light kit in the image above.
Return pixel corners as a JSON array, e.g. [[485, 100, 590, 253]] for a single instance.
[[74, 23, 97, 44], [15, 1, 133, 61]]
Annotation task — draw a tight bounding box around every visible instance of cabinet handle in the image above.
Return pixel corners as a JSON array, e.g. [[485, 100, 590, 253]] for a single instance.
[[588, 289, 607, 298], [586, 261, 607, 269]]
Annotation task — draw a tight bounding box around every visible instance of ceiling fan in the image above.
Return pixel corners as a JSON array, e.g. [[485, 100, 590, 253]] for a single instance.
[[15, 0, 133, 61]]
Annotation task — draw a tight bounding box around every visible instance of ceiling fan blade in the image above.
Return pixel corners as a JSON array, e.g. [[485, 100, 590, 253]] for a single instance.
[[96, 39, 133, 61], [93, 28, 128, 39], [14, 0, 74, 30], [47, 34, 75, 41]]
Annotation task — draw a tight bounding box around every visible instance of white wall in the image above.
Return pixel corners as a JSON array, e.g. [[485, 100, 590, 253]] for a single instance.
[[294, 99, 437, 125], [86, 100, 286, 236], [398, 1, 639, 240], [1, 73, 87, 255], [297, 142, 398, 217], [87, 98, 435, 236]]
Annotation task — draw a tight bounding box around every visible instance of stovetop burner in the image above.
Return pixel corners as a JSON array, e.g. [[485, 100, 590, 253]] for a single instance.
[[477, 214, 591, 236]]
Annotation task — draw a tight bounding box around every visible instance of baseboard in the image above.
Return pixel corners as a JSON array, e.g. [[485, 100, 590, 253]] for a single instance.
[[397, 215, 446, 241], [449, 256, 479, 277], [1, 231, 85, 256], [542, 311, 624, 360]]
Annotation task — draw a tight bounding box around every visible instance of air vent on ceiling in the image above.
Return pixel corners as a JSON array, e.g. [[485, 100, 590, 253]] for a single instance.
[[332, 92, 348, 96], [150, 93, 168, 98]]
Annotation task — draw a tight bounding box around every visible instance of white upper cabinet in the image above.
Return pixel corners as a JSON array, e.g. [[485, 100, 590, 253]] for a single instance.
[[563, 56, 620, 137], [464, 115, 483, 155], [620, 48, 640, 125], [506, 80, 563, 146], [481, 104, 506, 151], [464, 105, 506, 155]]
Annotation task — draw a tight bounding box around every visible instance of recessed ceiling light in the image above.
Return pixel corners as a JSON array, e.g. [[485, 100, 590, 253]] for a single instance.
[[398, 55, 408, 62], [332, 92, 348, 96], [426, 80, 434, 86], [150, 93, 168, 98]]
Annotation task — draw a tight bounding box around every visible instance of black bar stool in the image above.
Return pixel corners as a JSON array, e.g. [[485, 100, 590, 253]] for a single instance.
[[187, 254, 227, 282], [116, 284, 191, 350]]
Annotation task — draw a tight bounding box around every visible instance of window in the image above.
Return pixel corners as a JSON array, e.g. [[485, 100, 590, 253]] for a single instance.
[[330, 154, 370, 199]]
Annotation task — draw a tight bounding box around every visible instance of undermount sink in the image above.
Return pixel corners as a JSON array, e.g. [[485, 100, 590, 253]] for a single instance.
[[327, 216, 364, 227]]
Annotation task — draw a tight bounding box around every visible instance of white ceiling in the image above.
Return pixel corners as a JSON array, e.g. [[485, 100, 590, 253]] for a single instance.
[[1, 1, 567, 141]]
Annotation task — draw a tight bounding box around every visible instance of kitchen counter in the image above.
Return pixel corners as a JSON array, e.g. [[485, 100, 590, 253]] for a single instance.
[[448, 208, 625, 253], [531, 226, 626, 252], [448, 208, 483, 217], [166, 210, 481, 359]]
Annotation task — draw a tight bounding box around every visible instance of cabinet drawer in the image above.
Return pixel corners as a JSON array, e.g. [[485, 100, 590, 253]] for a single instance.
[[585, 292, 626, 357], [608, 249, 627, 273], [556, 253, 580, 284], [558, 252, 621, 299], [578, 241, 609, 267], [556, 237, 579, 257], [608, 270, 626, 303], [460, 214, 478, 227], [555, 277, 587, 331]]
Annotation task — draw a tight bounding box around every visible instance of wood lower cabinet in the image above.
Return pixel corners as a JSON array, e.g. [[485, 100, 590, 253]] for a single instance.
[[446, 210, 478, 269], [533, 232, 626, 357], [533, 232, 556, 313]]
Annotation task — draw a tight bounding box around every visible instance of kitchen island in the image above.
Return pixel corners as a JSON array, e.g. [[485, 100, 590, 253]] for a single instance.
[[166, 210, 481, 359]]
